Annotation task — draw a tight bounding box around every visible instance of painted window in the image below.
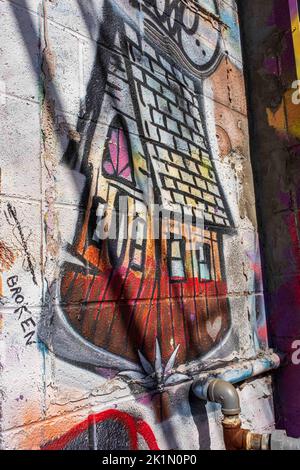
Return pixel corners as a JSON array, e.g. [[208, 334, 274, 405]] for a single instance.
[[102, 116, 135, 185], [196, 243, 212, 281], [130, 218, 147, 271], [107, 192, 128, 268], [88, 196, 107, 247], [168, 238, 186, 282]]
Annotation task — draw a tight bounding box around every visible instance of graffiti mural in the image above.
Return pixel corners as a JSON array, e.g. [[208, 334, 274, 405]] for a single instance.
[[42, 409, 159, 450], [0, 0, 276, 451], [39, 0, 235, 379]]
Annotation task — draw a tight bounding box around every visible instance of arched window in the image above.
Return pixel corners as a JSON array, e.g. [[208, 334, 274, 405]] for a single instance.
[[102, 116, 135, 186]]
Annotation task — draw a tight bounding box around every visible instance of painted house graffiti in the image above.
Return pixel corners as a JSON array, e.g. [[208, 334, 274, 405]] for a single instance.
[[39, 0, 235, 376]]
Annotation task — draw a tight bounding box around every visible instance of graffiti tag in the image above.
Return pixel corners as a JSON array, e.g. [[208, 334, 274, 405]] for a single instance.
[[42, 409, 159, 450], [7, 275, 36, 346]]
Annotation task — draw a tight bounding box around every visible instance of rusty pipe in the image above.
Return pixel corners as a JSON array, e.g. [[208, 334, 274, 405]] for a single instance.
[[222, 415, 270, 451], [192, 379, 270, 450], [192, 357, 300, 450], [207, 379, 268, 449]]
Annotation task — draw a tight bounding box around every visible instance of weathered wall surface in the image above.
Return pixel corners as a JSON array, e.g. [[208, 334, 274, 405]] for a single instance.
[[239, 0, 300, 437], [0, 0, 274, 449]]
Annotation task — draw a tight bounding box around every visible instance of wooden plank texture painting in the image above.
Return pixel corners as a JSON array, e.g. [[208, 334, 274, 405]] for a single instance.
[[39, 0, 234, 377]]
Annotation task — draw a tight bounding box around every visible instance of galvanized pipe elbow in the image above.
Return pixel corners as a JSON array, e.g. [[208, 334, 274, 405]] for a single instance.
[[193, 379, 241, 416], [208, 379, 241, 416]]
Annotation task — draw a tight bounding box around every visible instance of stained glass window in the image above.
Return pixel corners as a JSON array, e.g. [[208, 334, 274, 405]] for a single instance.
[[102, 116, 134, 185]]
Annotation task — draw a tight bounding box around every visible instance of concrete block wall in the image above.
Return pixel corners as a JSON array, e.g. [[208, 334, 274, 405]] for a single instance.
[[0, 0, 274, 449]]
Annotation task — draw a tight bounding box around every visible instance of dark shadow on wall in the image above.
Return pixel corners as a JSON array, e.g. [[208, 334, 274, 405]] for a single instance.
[[9, 0, 72, 160], [238, 0, 300, 437], [189, 387, 211, 450]]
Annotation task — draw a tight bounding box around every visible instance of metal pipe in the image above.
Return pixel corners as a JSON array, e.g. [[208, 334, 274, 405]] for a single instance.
[[271, 431, 300, 450], [207, 379, 241, 416], [191, 352, 298, 450], [192, 352, 282, 403], [193, 378, 270, 450], [221, 415, 269, 451], [192, 356, 300, 450]]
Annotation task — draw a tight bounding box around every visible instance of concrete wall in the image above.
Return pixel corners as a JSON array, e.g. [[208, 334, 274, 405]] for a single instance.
[[0, 0, 274, 449]]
